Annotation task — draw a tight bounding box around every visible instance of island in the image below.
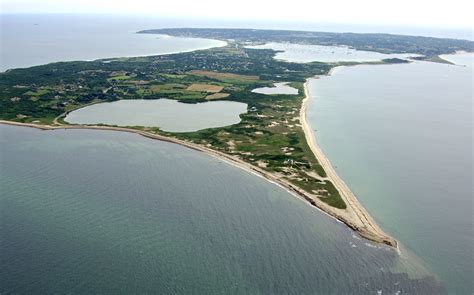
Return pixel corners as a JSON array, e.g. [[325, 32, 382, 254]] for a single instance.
[[2, 28, 473, 247]]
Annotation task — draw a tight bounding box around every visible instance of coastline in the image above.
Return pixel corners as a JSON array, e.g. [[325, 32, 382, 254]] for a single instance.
[[301, 78, 396, 247], [0, 79, 397, 248], [1, 36, 227, 73]]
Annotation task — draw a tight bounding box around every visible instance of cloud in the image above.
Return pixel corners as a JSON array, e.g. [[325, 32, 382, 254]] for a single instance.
[[2, 0, 473, 28]]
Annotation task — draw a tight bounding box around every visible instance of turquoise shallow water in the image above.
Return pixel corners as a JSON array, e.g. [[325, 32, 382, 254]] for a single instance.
[[308, 55, 473, 293], [0, 125, 445, 294]]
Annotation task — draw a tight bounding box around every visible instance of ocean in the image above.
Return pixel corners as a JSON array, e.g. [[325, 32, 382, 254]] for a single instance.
[[308, 55, 473, 293], [0, 125, 445, 294]]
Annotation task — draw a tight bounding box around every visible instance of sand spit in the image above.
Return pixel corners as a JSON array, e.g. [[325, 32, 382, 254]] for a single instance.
[[300, 79, 396, 247]]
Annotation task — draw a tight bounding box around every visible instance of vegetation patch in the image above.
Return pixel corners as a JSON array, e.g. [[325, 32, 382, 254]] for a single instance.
[[188, 70, 259, 82], [107, 75, 131, 82], [206, 93, 230, 100], [24, 89, 50, 96], [187, 83, 224, 93], [150, 84, 186, 93]]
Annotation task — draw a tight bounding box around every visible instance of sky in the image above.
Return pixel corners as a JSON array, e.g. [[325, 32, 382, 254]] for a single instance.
[[2, 0, 473, 29]]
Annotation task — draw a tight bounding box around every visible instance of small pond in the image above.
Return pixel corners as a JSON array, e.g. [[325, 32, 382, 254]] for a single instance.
[[251, 82, 299, 95]]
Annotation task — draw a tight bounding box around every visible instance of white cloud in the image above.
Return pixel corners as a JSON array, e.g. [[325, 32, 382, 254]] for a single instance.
[[2, 0, 473, 28]]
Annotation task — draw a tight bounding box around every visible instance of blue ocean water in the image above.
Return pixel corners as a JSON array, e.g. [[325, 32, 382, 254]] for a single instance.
[[308, 55, 473, 293]]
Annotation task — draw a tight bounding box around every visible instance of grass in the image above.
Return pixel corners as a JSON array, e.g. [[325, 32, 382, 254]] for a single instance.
[[420, 55, 455, 64], [150, 84, 186, 92], [107, 75, 131, 82], [290, 179, 347, 209], [24, 89, 50, 96], [188, 70, 259, 83], [177, 92, 207, 100]]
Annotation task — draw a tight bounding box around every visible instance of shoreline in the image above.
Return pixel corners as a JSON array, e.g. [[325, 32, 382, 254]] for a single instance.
[[1, 37, 227, 73], [0, 120, 337, 221], [0, 83, 397, 247], [301, 78, 397, 247]]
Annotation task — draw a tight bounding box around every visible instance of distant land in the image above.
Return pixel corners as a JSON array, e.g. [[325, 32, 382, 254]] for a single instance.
[[139, 28, 474, 59], [1, 28, 473, 247]]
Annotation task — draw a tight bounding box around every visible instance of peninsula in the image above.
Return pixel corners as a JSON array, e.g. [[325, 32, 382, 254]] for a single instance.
[[2, 28, 473, 247]]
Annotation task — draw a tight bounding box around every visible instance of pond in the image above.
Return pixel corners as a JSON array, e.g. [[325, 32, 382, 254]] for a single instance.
[[64, 99, 247, 132], [251, 82, 299, 95]]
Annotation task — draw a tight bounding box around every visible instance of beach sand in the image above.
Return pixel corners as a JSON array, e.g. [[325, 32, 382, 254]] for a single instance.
[[300, 79, 396, 247]]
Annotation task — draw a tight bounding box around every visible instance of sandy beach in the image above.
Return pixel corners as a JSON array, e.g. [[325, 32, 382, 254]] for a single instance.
[[0, 84, 397, 247], [300, 79, 396, 247]]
